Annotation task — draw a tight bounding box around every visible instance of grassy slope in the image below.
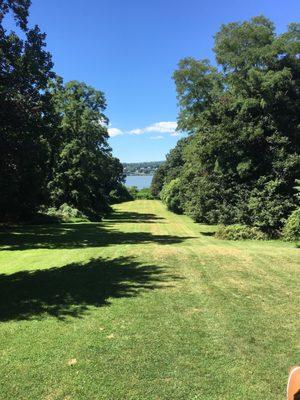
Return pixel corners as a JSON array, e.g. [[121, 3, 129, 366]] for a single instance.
[[0, 200, 299, 400]]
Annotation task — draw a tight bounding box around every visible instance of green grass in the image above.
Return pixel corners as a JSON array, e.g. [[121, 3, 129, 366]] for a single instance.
[[0, 200, 299, 400]]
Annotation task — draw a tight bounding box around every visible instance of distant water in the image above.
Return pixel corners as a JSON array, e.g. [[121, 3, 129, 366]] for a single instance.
[[125, 175, 153, 189]]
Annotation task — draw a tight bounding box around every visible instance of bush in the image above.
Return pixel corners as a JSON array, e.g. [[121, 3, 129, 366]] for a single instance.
[[109, 184, 133, 204], [282, 208, 300, 241], [135, 188, 154, 200], [127, 187, 153, 200], [160, 179, 183, 214], [44, 204, 89, 222], [246, 178, 295, 231], [215, 224, 267, 240], [59, 203, 87, 219]]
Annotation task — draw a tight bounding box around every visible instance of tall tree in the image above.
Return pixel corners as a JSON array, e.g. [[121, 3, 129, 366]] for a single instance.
[[156, 16, 300, 232], [48, 80, 125, 219], [0, 0, 55, 220]]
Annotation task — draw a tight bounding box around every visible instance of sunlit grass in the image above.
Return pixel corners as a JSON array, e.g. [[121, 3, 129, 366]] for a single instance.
[[0, 200, 299, 399]]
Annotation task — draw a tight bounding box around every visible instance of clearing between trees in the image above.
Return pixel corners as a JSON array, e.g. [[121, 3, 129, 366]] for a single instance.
[[0, 200, 299, 400]]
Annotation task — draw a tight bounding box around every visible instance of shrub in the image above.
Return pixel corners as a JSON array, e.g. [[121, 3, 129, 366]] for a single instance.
[[126, 187, 153, 200], [160, 179, 183, 214], [135, 188, 154, 200], [59, 203, 85, 218], [282, 208, 300, 241], [127, 186, 139, 198], [109, 184, 133, 204], [44, 203, 88, 222], [215, 224, 267, 240], [246, 178, 295, 231]]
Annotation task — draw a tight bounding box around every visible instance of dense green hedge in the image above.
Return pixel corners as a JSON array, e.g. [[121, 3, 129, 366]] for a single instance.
[[282, 208, 300, 242], [215, 225, 267, 241]]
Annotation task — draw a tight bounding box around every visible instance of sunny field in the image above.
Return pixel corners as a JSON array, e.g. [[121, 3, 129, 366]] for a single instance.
[[0, 200, 299, 400]]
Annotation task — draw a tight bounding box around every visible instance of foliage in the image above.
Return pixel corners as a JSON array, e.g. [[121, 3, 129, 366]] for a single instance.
[[129, 187, 154, 200], [126, 186, 154, 200], [0, 0, 55, 220], [150, 163, 166, 197], [150, 138, 188, 198], [0, 1, 125, 222], [215, 224, 267, 240], [40, 204, 88, 223], [160, 179, 183, 214], [47, 79, 125, 220], [127, 186, 139, 198], [109, 185, 133, 204], [153, 16, 300, 231], [0, 0, 31, 30], [55, 203, 88, 220], [282, 208, 300, 242]]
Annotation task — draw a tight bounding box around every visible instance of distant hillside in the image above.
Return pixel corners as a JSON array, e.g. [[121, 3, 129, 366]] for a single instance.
[[123, 161, 164, 176]]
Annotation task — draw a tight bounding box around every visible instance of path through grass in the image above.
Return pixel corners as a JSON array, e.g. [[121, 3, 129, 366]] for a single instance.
[[0, 200, 299, 399]]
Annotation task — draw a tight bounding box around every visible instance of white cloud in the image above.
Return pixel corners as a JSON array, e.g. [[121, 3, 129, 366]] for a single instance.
[[150, 135, 164, 140], [129, 121, 178, 135], [108, 127, 123, 137], [129, 128, 143, 135], [108, 121, 179, 138]]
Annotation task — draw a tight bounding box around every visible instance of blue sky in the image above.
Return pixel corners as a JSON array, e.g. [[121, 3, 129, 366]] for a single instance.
[[11, 0, 300, 161]]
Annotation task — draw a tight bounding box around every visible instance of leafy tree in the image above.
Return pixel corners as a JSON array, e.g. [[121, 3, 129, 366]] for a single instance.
[[0, 0, 30, 30], [160, 179, 183, 214], [150, 137, 189, 198], [48, 80, 124, 219], [150, 163, 166, 197], [0, 0, 55, 220], [156, 16, 300, 232]]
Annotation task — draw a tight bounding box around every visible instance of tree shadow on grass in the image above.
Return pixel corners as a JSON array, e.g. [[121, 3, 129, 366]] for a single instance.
[[105, 211, 166, 224], [199, 231, 215, 237], [0, 223, 195, 251], [0, 256, 182, 322]]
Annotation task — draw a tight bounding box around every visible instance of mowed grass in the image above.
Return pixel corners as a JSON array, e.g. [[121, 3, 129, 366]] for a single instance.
[[0, 200, 299, 400]]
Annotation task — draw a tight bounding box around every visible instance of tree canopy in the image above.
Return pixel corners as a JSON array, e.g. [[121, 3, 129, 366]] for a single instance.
[[153, 16, 300, 233], [0, 0, 126, 221]]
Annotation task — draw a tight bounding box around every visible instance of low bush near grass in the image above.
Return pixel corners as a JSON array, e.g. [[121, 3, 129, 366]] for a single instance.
[[160, 179, 183, 214], [44, 204, 89, 222], [109, 184, 133, 204], [282, 208, 300, 242], [215, 224, 267, 240], [127, 187, 154, 200]]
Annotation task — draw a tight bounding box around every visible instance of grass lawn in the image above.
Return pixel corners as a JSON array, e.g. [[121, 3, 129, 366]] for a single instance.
[[0, 200, 299, 399]]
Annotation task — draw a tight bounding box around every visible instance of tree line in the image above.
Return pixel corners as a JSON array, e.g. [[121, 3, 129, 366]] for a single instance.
[[123, 161, 164, 176], [151, 16, 299, 237], [0, 0, 128, 222]]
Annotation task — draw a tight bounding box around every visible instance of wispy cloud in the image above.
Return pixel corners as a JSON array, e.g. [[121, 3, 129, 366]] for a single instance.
[[108, 121, 179, 138], [129, 121, 177, 135], [150, 135, 164, 140], [108, 127, 123, 137]]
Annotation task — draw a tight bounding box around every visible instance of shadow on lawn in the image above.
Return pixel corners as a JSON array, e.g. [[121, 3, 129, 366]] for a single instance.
[[0, 256, 182, 321], [105, 211, 166, 224], [0, 210, 194, 251]]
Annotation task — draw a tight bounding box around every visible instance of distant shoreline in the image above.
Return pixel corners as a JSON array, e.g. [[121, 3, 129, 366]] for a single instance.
[[123, 161, 163, 176], [126, 173, 154, 177]]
